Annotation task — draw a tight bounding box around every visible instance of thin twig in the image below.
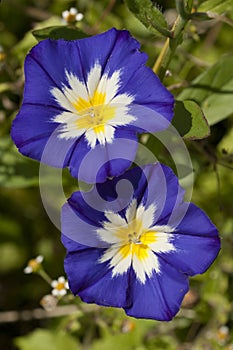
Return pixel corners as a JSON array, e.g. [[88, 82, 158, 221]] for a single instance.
[[0, 303, 100, 324], [89, 0, 116, 34], [0, 306, 78, 323]]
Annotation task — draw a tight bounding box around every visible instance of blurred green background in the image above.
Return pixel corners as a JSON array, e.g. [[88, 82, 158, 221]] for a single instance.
[[0, 0, 233, 349]]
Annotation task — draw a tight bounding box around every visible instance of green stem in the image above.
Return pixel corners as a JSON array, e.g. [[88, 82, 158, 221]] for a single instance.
[[176, 0, 190, 19], [153, 0, 194, 81], [38, 269, 52, 284], [153, 15, 186, 81], [145, 13, 173, 38], [152, 37, 170, 75]]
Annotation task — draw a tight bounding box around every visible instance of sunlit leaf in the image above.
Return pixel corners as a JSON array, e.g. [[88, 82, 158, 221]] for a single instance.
[[124, 0, 169, 37], [198, 0, 233, 18], [32, 26, 88, 41], [172, 100, 210, 139], [178, 56, 233, 125]]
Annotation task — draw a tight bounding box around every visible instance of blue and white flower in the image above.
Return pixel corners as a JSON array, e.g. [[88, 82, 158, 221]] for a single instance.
[[61, 163, 220, 320], [11, 28, 174, 183]]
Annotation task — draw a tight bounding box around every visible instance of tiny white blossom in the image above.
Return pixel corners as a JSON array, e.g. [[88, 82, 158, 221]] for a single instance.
[[217, 326, 229, 345], [51, 276, 69, 297], [62, 7, 84, 24], [24, 255, 44, 274]]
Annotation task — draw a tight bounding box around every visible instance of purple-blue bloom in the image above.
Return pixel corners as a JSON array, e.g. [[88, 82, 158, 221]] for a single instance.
[[61, 163, 220, 320], [11, 28, 174, 183]]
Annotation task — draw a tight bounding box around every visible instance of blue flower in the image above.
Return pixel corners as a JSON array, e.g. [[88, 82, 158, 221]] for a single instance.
[[11, 28, 174, 183], [61, 163, 220, 320]]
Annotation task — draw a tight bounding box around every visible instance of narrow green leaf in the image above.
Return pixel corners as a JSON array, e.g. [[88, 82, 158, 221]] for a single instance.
[[173, 100, 210, 140], [178, 56, 233, 125], [124, 0, 170, 37], [32, 26, 89, 41], [198, 0, 233, 17]]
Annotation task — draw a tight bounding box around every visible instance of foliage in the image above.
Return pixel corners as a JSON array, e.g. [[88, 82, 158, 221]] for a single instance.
[[0, 0, 233, 349]]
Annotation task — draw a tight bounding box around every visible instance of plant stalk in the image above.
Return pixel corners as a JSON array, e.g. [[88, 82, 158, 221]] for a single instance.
[[153, 0, 194, 81]]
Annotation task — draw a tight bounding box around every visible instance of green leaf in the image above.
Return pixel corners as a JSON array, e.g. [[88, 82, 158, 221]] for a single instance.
[[32, 26, 89, 41], [172, 100, 210, 140], [198, 0, 233, 17], [178, 56, 233, 125], [15, 329, 79, 350], [124, 0, 170, 37]]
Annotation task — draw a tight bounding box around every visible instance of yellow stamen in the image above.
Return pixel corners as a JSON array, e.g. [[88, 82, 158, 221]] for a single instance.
[[56, 282, 65, 291], [72, 91, 116, 133], [117, 219, 157, 262]]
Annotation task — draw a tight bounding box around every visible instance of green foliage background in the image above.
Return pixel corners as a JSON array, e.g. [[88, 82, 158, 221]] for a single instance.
[[0, 0, 233, 349]]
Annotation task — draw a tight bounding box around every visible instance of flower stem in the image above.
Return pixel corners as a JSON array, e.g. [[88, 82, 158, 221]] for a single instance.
[[153, 15, 186, 81], [152, 36, 170, 76], [153, 0, 194, 81], [38, 269, 52, 284]]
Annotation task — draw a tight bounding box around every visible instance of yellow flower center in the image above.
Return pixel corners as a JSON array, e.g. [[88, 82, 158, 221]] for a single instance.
[[72, 91, 116, 134], [65, 13, 77, 23], [56, 282, 65, 291], [28, 259, 40, 271], [116, 218, 157, 261]]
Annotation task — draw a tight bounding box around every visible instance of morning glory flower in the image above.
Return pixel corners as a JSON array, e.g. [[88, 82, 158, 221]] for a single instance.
[[11, 28, 174, 183], [61, 163, 220, 320]]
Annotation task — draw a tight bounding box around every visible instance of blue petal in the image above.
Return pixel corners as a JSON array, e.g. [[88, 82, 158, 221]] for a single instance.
[[11, 104, 77, 167], [26, 38, 85, 92], [62, 201, 109, 248], [71, 163, 144, 217], [96, 164, 145, 203], [19, 29, 147, 106], [68, 128, 138, 183], [93, 163, 184, 219], [151, 164, 186, 224], [128, 104, 171, 133], [159, 235, 220, 277], [122, 66, 174, 120], [76, 28, 148, 85], [158, 203, 221, 275], [124, 263, 189, 320], [99, 29, 147, 82], [172, 203, 220, 237], [124, 163, 185, 224], [75, 28, 119, 79], [63, 243, 130, 308]]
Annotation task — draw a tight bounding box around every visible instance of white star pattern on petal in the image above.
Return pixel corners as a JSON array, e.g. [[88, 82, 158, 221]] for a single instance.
[[51, 64, 135, 148], [97, 199, 176, 284]]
